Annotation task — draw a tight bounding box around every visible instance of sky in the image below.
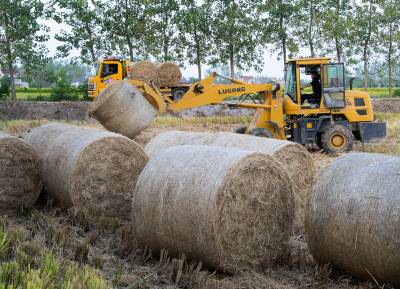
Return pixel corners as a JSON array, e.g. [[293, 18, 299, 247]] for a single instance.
[[42, 18, 315, 80]]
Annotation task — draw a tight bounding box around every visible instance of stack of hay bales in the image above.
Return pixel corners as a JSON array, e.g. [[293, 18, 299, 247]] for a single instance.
[[157, 62, 182, 87], [0, 132, 42, 211], [24, 123, 148, 220], [306, 153, 400, 286], [132, 145, 294, 273], [145, 131, 315, 225], [89, 80, 158, 139], [127, 61, 160, 87]]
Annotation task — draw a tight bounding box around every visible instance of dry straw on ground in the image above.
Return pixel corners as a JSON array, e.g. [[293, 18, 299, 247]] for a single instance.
[[0, 132, 42, 211], [133, 145, 294, 273], [24, 123, 148, 219], [306, 152, 400, 286], [89, 80, 158, 138], [127, 61, 160, 87], [157, 62, 182, 87], [145, 131, 314, 225]]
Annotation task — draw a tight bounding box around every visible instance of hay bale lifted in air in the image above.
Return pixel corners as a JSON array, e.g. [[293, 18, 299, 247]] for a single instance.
[[0, 132, 42, 211], [306, 153, 400, 286], [24, 123, 148, 219], [133, 145, 294, 273], [145, 131, 314, 223], [89, 80, 158, 138], [127, 61, 160, 87], [157, 62, 182, 87]]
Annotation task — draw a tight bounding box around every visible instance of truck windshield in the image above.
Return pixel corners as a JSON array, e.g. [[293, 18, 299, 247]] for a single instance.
[[285, 63, 297, 102]]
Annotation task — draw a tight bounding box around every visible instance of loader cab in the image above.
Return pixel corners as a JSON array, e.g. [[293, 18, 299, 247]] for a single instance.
[[284, 57, 346, 114]]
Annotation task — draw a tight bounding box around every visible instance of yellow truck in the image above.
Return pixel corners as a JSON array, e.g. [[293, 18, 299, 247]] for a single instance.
[[88, 58, 190, 100]]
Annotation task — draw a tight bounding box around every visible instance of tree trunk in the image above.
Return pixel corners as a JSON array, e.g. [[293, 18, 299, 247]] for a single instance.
[[282, 37, 287, 72], [197, 62, 202, 80], [229, 44, 234, 79], [124, 0, 134, 61], [8, 61, 16, 101], [335, 37, 342, 63], [308, 0, 315, 57], [388, 23, 393, 97], [363, 45, 369, 89]]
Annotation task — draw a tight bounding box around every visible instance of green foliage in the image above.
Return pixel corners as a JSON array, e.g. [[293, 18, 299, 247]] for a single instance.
[[102, 0, 150, 61], [55, 0, 108, 64], [207, 0, 263, 78], [0, 0, 49, 100], [51, 69, 80, 101], [0, 77, 10, 99]]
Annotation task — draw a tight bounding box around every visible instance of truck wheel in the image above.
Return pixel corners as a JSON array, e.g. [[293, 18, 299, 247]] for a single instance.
[[250, 128, 274, 138], [234, 126, 247, 134], [321, 125, 353, 154], [171, 88, 188, 101]]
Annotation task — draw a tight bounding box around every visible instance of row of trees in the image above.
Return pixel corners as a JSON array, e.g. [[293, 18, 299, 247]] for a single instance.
[[1, 0, 400, 100]]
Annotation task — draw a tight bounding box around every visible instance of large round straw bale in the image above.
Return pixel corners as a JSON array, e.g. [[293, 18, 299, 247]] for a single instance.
[[0, 132, 42, 211], [24, 123, 148, 219], [88, 80, 158, 138], [133, 145, 294, 273], [145, 131, 314, 224], [306, 152, 400, 285], [157, 62, 182, 87], [127, 61, 160, 87]]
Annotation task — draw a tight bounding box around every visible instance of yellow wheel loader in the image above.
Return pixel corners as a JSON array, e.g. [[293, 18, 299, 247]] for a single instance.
[[95, 57, 387, 154]]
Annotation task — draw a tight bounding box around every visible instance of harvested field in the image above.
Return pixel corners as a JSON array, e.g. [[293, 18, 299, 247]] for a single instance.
[[133, 145, 294, 273], [0, 114, 396, 289], [89, 81, 158, 138], [23, 123, 148, 219], [0, 132, 42, 211]]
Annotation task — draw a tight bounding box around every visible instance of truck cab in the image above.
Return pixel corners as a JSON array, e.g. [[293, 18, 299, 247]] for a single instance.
[[282, 57, 386, 153], [88, 59, 128, 98]]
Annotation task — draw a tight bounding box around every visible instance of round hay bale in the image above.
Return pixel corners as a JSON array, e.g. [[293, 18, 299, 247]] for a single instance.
[[127, 61, 160, 87], [133, 145, 294, 273], [157, 62, 182, 87], [0, 132, 42, 211], [24, 123, 148, 219], [88, 80, 158, 138], [306, 152, 400, 285], [145, 131, 314, 225]]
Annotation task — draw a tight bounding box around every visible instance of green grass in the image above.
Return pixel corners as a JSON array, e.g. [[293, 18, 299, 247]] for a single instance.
[[0, 226, 110, 289]]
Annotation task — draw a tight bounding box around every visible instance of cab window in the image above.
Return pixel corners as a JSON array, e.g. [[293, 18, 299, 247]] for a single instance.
[[322, 64, 345, 108], [285, 63, 297, 102], [100, 63, 118, 78]]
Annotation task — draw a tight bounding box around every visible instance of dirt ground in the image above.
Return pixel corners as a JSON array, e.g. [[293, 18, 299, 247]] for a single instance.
[[0, 118, 392, 289]]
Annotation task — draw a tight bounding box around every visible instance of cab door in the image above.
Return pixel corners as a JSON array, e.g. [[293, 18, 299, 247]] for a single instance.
[[321, 63, 345, 108], [96, 61, 123, 95]]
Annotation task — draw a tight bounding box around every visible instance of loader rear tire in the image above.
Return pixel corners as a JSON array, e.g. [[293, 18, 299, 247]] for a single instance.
[[321, 125, 353, 154], [250, 128, 274, 138], [234, 126, 247, 134]]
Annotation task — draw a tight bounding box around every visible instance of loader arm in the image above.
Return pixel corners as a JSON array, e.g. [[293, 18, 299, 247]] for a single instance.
[[167, 73, 274, 110]]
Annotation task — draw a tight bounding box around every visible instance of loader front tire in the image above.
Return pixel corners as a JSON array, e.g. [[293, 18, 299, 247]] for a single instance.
[[321, 124, 353, 154], [250, 128, 274, 138]]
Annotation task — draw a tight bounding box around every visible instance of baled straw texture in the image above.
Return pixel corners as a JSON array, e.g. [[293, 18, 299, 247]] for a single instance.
[[24, 123, 148, 219], [145, 131, 314, 224], [306, 152, 400, 285], [157, 62, 182, 87], [89, 80, 158, 138], [0, 132, 42, 211], [127, 61, 160, 87], [133, 145, 294, 273]]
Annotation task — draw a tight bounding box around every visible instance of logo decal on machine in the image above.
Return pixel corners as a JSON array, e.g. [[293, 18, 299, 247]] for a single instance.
[[218, 87, 246, 94]]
